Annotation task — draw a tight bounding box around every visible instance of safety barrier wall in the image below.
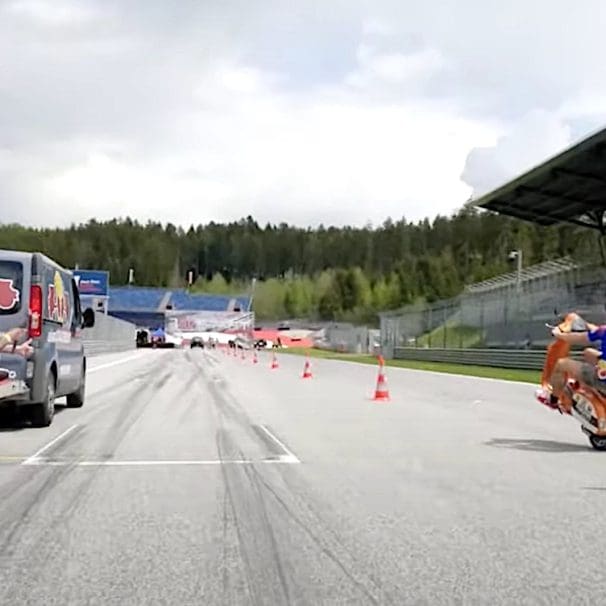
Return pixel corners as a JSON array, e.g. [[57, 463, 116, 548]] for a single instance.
[[393, 347, 583, 370], [82, 312, 137, 356]]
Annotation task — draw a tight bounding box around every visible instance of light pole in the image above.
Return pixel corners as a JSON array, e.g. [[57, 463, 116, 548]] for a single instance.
[[508, 249, 523, 348], [508, 250, 523, 292]]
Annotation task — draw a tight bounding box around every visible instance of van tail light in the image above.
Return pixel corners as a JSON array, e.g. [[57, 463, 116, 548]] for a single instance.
[[29, 285, 42, 338]]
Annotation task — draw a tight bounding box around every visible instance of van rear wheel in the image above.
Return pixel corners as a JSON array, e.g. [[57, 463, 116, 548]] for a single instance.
[[66, 368, 85, 408], [31, 375, 56, 427]]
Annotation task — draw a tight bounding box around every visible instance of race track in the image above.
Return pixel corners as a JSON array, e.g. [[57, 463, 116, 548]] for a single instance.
[[0, 348, 604, 605]]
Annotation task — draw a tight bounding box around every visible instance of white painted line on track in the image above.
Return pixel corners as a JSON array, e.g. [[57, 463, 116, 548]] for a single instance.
[[257, 424, 301, 464], [88, 353, 148, 374], [78, 459, 250, 466], [22, 424, 79, 466], [23, 458, 298, 467]]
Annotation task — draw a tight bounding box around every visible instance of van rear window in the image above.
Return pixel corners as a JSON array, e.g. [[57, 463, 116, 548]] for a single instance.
[[0, 262, 23, 315]]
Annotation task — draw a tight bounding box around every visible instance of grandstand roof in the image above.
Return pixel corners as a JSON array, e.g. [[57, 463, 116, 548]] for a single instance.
[[475, 126, 606, 232], [464, 257, 578, 293]]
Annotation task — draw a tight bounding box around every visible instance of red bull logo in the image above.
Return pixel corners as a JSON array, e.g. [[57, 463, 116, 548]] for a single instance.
[[47, 271, 69, 323], [0, 279, 19, 311]]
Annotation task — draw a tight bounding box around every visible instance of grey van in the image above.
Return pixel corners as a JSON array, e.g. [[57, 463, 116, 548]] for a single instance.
[[0, 250, 95, 427]]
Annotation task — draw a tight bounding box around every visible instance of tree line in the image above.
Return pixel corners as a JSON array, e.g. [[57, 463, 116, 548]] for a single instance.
[[0, 206, 598, 321]]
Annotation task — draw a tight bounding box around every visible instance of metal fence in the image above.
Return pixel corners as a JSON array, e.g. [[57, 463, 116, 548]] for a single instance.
[[83, 312, 137, 355], [312, 323, 381, 354], [380, 258, 606, 357]]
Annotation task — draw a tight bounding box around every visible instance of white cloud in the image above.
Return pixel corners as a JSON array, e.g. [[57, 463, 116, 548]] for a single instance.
[[39, 77, 494, 227], [4, 0, 98, 25], [462, 110, 573, 197], [2, 0, 606, 228], [217, 66, 265, 95], [362, 17, 393, 37], [346, 44, 445, 88]]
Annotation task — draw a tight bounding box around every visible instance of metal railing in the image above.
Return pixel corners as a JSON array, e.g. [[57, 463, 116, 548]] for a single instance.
[[394, 347, 583, 370]]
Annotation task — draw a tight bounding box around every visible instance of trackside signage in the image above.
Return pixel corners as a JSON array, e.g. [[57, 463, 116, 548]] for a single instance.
[[73, 270, 110, 297], [165, 311, 255, 333]]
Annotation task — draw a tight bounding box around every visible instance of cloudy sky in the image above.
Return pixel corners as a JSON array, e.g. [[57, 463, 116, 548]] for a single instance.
[[1, 0, 606, 228]]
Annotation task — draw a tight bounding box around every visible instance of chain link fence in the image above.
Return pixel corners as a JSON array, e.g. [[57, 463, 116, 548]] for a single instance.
[[380, 259, 606, 357], [312, 323, 381, 354]]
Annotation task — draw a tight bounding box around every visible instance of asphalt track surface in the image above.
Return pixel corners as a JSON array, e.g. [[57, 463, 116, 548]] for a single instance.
[[1, 348, 605, 605]]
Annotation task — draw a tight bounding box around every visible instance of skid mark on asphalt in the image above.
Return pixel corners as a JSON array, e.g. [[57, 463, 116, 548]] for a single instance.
[[15, 354, 175, 466], [252, 468, 391, 605], [217, 428, 293, 605], [0, 355, 186, 599], [204, 352, 391, 604], [0, 438, 106, 602]]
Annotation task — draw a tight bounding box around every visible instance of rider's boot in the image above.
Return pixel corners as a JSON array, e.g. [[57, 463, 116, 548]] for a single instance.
[[535, 387, 561, 410]]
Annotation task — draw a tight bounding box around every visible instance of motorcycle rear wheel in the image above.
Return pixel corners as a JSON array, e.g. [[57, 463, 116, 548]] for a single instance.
[[588, 434, 606, 451]]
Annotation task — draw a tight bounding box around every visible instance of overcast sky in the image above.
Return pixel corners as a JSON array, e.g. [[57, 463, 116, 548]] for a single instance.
[[1, 0, 606, 228]]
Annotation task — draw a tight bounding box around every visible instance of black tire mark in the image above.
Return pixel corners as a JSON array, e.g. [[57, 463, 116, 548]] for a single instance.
[[201, 354, 391, 605], [0, 454, 103, 602], [217, 429, 291, 606], [216, 426, 256, 604], [0, 356, 178, 599], [59, 351, 171, 431], [95, 359, 175, 460], [0, 424, 87, 537], [240, 461, 293, 606], [176, 361, 207, 423], [249, 468, 387, 606], [0, 355, 170, 542]]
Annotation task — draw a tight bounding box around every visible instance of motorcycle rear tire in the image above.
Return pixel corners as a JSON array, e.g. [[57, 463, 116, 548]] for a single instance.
[[588, 434, 606, 451]]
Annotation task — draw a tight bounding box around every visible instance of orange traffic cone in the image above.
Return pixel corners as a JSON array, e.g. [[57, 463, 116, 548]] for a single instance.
[[373, 357, 390, 401], [302, 356, 313, 379], [271, 352, 279, 370]]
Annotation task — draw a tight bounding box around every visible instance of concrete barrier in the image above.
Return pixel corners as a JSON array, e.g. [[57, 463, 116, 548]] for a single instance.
[[83, 312, 137, 356]]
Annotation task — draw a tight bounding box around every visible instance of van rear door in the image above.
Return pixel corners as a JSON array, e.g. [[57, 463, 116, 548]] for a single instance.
[[0, 257, 30, 390], [0, 258, 28, 336]]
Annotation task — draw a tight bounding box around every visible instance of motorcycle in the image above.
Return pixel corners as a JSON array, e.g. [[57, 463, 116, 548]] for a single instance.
[[539, 311, 606, 450]]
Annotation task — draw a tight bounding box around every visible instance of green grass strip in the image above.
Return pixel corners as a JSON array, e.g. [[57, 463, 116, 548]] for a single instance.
[[280, 348, 540, 384]]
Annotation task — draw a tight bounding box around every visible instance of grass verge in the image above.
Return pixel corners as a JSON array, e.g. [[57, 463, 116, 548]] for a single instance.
[[280, 347, 540, 384]]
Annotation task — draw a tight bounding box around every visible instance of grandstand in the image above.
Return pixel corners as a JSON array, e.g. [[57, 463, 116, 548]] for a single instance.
[[107, 286, 251, 328], [380, 256, 606, 352]]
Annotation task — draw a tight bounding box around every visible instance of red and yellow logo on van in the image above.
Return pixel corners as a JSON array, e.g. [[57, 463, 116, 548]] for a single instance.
[[0, 279, 19, 311], [47, 271, 69, 323]]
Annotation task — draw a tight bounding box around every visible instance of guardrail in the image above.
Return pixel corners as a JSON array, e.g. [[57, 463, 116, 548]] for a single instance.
[[83, 312, 137, 356], [393, 347, 584, 370]]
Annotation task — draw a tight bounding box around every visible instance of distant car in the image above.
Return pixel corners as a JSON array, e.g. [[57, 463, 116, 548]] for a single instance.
[[190, 336, 204, 348], [136, 329, 149, 348]]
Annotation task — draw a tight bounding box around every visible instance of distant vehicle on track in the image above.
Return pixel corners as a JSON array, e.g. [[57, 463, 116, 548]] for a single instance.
[[190, 336, 204, 349], [136, 329, 149, 348]]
